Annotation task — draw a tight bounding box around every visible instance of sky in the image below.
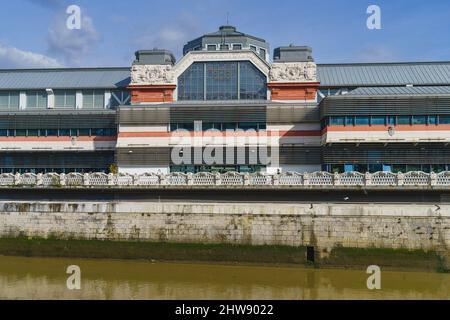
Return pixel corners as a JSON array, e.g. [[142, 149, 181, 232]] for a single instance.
[[0, 0, 449, 68]]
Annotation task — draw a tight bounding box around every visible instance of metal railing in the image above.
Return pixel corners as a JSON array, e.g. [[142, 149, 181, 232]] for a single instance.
[[0, 171, 449, 188]]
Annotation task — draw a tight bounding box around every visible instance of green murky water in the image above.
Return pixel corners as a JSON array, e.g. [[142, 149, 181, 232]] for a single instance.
[[0, 256, 448, 300]]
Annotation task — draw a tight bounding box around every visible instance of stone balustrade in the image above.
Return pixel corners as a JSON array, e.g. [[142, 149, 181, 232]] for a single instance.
[[0, 171, 449, 188]]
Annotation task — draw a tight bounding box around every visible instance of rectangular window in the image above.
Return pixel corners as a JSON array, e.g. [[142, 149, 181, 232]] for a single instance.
[[387, 116, 396, 125], [330, 116, 345, 126], [259, 48, 266, 60], [26, 91, 47, 108], [0, 91, 19, 109], [371, 116, 386, 125], [83, 90, 104, 109], [207, 45, 217, 51], [16, 130, 27, 137], [345, 116, 355, 126], [250, 45, 257, 52], [429, 116, 438, 125], [59, 129, 71, 136], [78, 129, 90, 136], [397, 116, 411, 125], [439, 116, 450, 124], [355, 116, 370, 125], [232, 44, 242, 50], [220, 44, 229, 50], [412, 115, 427, 125], [47, 129, 58, 136], [27, 130, 39, 137], [54, 90, 76, 108], [0, 129, 8, 137]]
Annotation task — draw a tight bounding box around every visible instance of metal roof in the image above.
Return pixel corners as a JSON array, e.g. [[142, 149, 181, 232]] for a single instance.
[[0, 67, 131, 90], [317, 62, 450, 87], [347, 86, 450, 96]]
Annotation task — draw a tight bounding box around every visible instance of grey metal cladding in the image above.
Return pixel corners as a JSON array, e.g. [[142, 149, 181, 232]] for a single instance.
[[117, 147, 170, 166], [170, 105, 266, 123], [169, 147, 267, 165], [279, 146, 322, 165], [0, 112, 116, 129], [317, 62, 450, 87], [0, 151, 114, 168], [267, 105, 320, 123], [323, 143, 450, 164], [119, 107, 170, 125], [0, 68, 131, 90], [320, 95, 450, 116]]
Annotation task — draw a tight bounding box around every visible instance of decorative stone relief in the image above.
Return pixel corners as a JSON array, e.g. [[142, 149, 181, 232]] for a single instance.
[[269, 62, 317, 83], [130, 64, 175, 85]]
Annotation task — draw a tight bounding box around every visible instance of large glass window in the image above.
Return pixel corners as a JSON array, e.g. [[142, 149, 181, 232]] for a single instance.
[[355, 116, 370, 125], [371, 116, 386, 125], [206, 62, 238, 100], [54, 90, 76, 108], [412, 115, 427, 125], [330, 116, 345, 126], [0, 91, 19, 109], [177, 63, 205, 101], [178, 61, 267, 101], [83, 90, 104, 109], [397, 116, 411, 125], [26, 91, 47, 108], [239, 61, 267, 100]]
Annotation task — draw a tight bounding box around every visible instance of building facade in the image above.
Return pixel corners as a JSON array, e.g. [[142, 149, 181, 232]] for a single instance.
[[1, 26, 450, 174]]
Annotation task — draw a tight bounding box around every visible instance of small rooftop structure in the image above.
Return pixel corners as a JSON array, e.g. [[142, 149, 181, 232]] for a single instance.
[[133, 49, 176, 66], [273, 46, 314, 62]]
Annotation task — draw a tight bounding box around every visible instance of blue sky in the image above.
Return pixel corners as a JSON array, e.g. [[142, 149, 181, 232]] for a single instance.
[[0, 0, 449, 68]]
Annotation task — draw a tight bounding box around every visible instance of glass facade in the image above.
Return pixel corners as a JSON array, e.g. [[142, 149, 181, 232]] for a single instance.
[[54, 90, 76, 108], [83, 90, 104, 109], [325, 115, 450, 127], [178, 61, 267, 101], [0, 91, 19, 109], [26, 91, 47, 109]]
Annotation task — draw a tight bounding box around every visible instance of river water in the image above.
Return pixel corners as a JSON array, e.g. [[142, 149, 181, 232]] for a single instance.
[[0, 256, 448, 300]]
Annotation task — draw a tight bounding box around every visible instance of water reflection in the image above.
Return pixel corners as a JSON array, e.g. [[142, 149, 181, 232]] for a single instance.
[[0, 256, 448, 300]]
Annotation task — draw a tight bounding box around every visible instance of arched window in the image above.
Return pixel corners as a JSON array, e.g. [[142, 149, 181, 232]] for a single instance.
[[178, 61, 267, 101]]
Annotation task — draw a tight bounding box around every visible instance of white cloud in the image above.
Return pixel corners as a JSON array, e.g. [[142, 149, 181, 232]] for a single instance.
[[132, 13, 200, 58], [46, 10, 100, 66], [0, 42, 63, 68]]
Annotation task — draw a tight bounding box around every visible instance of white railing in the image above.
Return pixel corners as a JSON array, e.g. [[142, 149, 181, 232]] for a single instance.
[[0, 171, 448, 188]]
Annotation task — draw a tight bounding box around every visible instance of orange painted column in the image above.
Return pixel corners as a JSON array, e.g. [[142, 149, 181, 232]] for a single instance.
[[128, 85, 176, 104], [268, 82, 320, 100]]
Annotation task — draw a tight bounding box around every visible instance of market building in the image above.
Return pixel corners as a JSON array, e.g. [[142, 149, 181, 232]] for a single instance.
[[1, 25, 450, 174]]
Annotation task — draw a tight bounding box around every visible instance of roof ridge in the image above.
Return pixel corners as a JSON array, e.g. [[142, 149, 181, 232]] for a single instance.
[[317, 61, 450, 67]]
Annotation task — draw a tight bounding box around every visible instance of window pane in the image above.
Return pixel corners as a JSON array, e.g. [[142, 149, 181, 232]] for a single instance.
[[65, 91, 76, 108], [345, 116, 355, 126], [397, 116, 411, 125], [178, 63, 205, 101], [207, 45, 216, 51], [387, 116, 396, 125], [206, 62, 238, 100], [429, 116, 437, 125], [94, 90, 104, 108], [330, 117, 345, 125], [27, 130, 39, 136], [83, 90, 94, 108], [26, 91, 47, 108], [371, 116, 385, 125], [412, 116, 427, 125], [259, 49, 266, 60], [239, 61, 267, 100], [439, 116, 450, 124], [220, 44, 229, 50], [355, 116, 370, 125], [233, 44, 242, 50], [59, 129, 71, 136]]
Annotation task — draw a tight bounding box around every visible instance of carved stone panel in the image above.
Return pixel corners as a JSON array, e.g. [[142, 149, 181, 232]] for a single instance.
[[131, 64, 175, 85], [269, 62, 317, 83]]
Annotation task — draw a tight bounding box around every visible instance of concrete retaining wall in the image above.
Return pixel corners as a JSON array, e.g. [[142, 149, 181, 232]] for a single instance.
[[0, 201, 449, 256]]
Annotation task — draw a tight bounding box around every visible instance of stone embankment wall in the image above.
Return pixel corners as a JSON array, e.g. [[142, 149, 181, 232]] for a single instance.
[[0, 201, 449, 256]]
